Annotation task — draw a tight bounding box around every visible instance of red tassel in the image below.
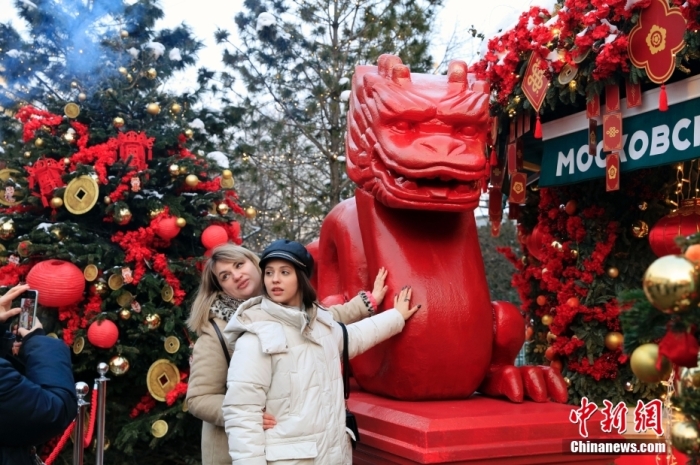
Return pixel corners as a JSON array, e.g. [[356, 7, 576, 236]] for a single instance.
[[534, 114, 542, 139], [659, 84, 668, 112], [490, 148, 497, 167]]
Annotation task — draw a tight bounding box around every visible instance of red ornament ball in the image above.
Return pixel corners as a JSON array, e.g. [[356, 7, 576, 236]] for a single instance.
[[87, 319, 119, 349], [526, 224, 547, 261], [27, 260, 85, 307], [201, 225, 229, 249], [155, 216, 181, 240], [649, 199, 700, 257]]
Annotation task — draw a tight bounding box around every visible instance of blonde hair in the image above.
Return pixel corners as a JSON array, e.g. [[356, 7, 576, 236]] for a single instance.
[[187, 243, 261, 335]]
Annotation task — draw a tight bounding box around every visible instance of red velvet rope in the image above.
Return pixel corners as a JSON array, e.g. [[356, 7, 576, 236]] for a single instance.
[[44, 383, 99, 464]]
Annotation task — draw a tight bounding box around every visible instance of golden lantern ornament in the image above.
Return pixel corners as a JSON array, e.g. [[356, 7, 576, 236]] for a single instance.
[[146, 103, 161, 115], [109, 355, 130, 376], [607, 267, 619, 279], [170, 103, 182, 114], [175, 217, 186, 228], [217, 203, 230, 215], [643, 255, 699, 313], [113, 117, 125, 128], [50, 197, 63, 209], [0, 222, 15, 240], [631, 220, 649, 238], [145, 313, 161, 330], [119, 308, 132, 320], [630, 343, 672, 383], [604, 332, 624, 351], [185, 174, 199, 187], [34, 137, 44, 148], [146, 68, 157, 79], [245, 206, 257, 219]]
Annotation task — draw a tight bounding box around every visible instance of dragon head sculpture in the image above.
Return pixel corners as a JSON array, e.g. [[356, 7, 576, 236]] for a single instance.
[[346, 55, 490, 211]]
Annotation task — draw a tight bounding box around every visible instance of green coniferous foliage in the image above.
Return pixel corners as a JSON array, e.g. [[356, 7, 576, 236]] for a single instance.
[[0, 0, 244, 461], [212, 0, 443, 249]]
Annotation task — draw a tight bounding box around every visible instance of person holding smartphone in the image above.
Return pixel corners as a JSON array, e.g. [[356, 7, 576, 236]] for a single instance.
[[0, 283, 77, 465]]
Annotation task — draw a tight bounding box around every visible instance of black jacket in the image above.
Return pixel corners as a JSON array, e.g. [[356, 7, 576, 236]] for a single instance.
[[0, 328, 77, 465]]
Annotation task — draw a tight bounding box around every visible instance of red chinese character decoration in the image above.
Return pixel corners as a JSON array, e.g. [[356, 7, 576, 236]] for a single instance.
[[25, 158, 66, 207], [628, 0, 686, 110], [569, 396, 598, 438], [117, 131, 154, 172], [634, 399, 664, 435], [601, 400, 628, 434], [521, 55, 550, 138]]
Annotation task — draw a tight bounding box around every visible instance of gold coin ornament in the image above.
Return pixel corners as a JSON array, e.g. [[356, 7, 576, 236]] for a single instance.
[[83, 264, 99, 282], [630, 343, 672, 383], [73, 336, 85, 354], [557, 63, 579, 85], [164, 336, 180, 354], [643, 255, 699, 313], [116, 291, 134, 308], [151, 419, 168, 438], [161, 284, 174, 302], [64, 103, 81, 119], [0, 169, 25, 207], [146, 359, 180, 401], [64, 175, 99, 215], [108, 273, 124, 290]]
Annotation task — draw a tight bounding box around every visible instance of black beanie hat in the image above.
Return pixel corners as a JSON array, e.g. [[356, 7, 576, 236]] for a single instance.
[[259, 239, 314, 277]]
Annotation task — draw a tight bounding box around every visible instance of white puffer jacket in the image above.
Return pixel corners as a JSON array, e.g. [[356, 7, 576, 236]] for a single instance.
[[222, 296, 405, 465]]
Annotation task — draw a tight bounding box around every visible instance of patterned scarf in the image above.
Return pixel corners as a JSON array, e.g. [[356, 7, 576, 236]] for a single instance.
[[210, 293, 246, 322]]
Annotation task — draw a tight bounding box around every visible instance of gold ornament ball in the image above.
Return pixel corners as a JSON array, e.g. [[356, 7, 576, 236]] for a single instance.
[[0, 222, 15, 240], [245, 206, 257, 219], [568, 79, 577, 91], [604, 331, 624, 351], [643, 255, 699, 313], [63, 132, 75, 143], [630, 343, 672, 383], [175, 217, 186, 228], [23, 151, 31, 158], [171, 103, 182, 114], [145, 313, 161, 330], [109, 355, 130, 376], [149, 208, 165, 219], [541, 314, 553, 326], [50, 197, 63, 209], [222, 169, 233, 179], [631, 220, 649, 238], [92, 281, 108, 296], [671, 421, 700, 456], [563, 377, 571, 387], [34, 137, 44, 148], [551, 241, 562, 252], [639, 201, 648, 211], [51, 228, 64, 240], [118, 66, 128, 75], [115, 207, 132, 225], [63, 157, 71, 165], [217, 203, 230, 215], [146, 68, 157, 79], [103, 196, 112, 205], [120, 29, 129, 38], [70, 81, 78, 88], [113, 117, 125, 128], [78, 92, 87, 101], [607, 267, 619, 279], [168, 164, 180, 176], [119, 308, 132, 320], [178, 165, 187, 175], [570, 249, 579, 259], [624, 381, 634, 392], [185, 174, 199, 187], [184, 128, 194, 138], [146, 103, 161, 115]]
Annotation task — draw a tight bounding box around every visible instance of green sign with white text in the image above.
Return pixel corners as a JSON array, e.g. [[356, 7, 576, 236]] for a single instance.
[[540, 97, 700, 186]]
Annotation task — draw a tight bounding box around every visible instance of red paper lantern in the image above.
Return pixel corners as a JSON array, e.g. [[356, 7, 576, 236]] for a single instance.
[[526, 224, 547, 261], [649, 199, 700, 257], [27, 259, 85, 307], [201, 225, 229, 249], [87, 319, 119, 349], [155, 216, 181, 240]]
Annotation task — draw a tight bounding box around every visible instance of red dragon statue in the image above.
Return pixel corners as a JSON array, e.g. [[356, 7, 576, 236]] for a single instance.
[[309, 55, 567, 403]]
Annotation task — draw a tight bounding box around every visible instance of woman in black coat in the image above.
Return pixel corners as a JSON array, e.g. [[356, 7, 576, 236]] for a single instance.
[[0, 284, 77, 465]]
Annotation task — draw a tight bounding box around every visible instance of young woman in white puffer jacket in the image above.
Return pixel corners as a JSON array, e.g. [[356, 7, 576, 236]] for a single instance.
[[222, 239, 420, 464]]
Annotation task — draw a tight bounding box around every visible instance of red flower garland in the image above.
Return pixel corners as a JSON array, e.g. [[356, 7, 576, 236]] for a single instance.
[[130, 393, 157, 418]]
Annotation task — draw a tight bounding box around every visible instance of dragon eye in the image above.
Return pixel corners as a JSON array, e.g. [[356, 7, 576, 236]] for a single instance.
[[391, 121, 412, 133], [458, 126, 477, 137]]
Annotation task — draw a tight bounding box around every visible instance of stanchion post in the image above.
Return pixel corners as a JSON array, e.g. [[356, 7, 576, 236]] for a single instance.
[[73, 381, 89, 465], [94, 363, 109, 465]]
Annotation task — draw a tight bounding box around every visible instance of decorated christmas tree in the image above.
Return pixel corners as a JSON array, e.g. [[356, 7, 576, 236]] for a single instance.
[[0, 0, 243, 461]]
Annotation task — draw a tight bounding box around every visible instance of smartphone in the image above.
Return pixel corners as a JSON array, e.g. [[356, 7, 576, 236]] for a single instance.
[[15, 290, 38, 331]]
